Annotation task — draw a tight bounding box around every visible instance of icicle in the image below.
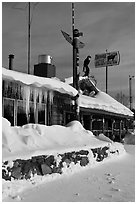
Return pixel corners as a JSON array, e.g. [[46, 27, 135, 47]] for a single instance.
[[20, 85, 24, 100], [49, 91, 54, 104], [38, 88, 43, 105], [22, 85, 31, 117], [26, 86, 31, 116], [44, 90, 48, 104], [33, 87, 39, 113]]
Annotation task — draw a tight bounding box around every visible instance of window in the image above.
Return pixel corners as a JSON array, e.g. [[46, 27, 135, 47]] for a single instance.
[[3, 98, 14, 126], [17, 100, 28, 126], [38, 104, 46, 124]]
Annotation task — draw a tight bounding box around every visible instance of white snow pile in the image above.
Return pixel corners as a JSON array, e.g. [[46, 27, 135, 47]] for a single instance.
[[2, 117, 126, 200], [3, 117, 121, 161]]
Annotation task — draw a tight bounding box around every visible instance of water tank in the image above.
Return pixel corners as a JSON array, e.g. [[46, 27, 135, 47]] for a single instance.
[[38, 54, 52, 64]]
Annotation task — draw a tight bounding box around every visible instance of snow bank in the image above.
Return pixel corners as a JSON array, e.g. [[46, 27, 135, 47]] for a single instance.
[[2, 117, 126, 201], [2, 118, 112, 161]]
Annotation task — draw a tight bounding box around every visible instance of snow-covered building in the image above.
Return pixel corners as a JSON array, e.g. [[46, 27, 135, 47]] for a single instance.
[[66, 77, 133, 141], [2, 67, 77, 127], [2, 67, 133, 142]]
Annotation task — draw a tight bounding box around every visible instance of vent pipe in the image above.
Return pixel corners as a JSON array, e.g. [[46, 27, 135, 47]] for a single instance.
[[9, 54, 14, 70], [38, 54, 52, 64]]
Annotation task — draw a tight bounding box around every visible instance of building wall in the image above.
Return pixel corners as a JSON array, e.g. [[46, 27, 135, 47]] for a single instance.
[[80, 110, 127, 142]]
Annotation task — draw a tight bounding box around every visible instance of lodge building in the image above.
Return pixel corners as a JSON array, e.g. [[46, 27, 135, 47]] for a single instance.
[[2, 59, 133, 142]]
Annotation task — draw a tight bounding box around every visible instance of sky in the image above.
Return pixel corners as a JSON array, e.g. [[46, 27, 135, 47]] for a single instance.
[[2, 2, 135, 104]]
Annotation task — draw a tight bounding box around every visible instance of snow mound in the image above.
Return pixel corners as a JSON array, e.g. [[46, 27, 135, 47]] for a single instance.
[[66, 120, 92, 134], [2, 117, 115, 161], [98, 133, 113, 143], [2, 118, 127, 201]]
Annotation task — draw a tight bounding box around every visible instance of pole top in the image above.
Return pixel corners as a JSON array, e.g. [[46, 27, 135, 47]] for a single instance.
[[9, 54, 14, 58]]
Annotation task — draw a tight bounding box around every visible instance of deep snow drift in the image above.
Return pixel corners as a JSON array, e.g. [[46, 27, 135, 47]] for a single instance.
[[2, 117, 120, 161], [2, 117, 126, 201]]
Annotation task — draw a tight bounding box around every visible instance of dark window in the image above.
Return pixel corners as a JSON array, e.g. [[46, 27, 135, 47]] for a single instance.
[[92, 119, 103, 131], [29, 102, 35, 124], [38, 104, 46, 124], [3, 98, 14, 126], [83, 115, 91, 130], [65, 112, 76, 125], [17, 100, 28, 126]]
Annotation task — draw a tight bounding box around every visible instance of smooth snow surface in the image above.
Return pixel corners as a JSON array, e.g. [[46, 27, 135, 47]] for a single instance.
[[2, 118, 116, 160], [79, 92, 133, 117], [65, 76, 133, 117], [3, 145, 135, 202], [2, 67, 78, 97]]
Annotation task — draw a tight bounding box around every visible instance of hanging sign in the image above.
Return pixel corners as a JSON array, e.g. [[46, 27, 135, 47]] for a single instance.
[[95, 51, 120, 68]]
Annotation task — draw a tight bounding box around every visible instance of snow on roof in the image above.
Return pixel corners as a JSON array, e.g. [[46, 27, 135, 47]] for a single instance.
[[80, 92, 133, 117], [2, 68, 133, 117], [65, 76, 133, 117], [2, 67, 78, 97]]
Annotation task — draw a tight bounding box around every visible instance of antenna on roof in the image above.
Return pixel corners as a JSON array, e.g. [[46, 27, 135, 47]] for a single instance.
[[28, 2, 31, 74]]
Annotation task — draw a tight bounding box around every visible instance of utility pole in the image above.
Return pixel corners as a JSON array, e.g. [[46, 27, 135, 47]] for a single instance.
[[129, 75, 134, 110], [106, 49, 108, 93], [28, 2, 31, 74], [72, 3, 75, 89], [72, 3, 83, 120], [61, 3, 84, 120]]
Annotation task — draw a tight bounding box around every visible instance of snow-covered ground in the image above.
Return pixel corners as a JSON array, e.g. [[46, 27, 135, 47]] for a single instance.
[[3, 145, 135, 202], [2, 118, 135, 202]]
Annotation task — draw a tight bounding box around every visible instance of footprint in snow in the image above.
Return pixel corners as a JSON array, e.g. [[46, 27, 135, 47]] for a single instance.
[[108, 180, 115, 184], [74, 193, 80, 196], [105, 173, 113, 176], [111, 187, 121, 192], [10, 195, 22, 201]]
